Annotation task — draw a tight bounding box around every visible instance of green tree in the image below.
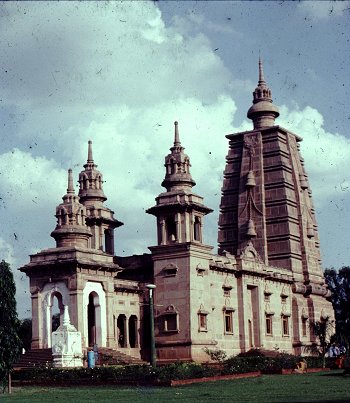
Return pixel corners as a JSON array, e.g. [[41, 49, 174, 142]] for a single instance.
[[324, 267, 350, 350], [18, 318, 32, 352], [0, 260, 21, 393], [307, 318, 335, 368]]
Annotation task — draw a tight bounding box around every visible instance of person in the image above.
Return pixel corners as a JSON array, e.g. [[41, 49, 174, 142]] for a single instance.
[[294, 358, 307, 373]]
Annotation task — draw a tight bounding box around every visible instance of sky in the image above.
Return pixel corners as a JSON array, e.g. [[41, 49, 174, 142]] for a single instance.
[[0, 1, 349, 318]]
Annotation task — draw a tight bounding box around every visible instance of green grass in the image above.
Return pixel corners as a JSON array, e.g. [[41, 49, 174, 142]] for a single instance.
[[1, 371, 350, 402]]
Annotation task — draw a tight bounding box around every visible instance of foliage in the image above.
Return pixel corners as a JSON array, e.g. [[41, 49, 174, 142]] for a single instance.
[[203, 347, 227, 363], [305, 318, 335, 367], [324, 266, 350, 349], [18, 318, 32, 352], [222, 353, 298, 375], [0, 261, 21, 393], [12, 362, 218, 385]]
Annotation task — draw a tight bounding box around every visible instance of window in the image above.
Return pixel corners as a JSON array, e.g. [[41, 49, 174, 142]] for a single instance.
[[166, 216, 176, 243], [162, 305, 179, 333], [198, 313, 207, 331], [222, 284, 232, 297], [302, 318, 307, 337], [265, 315, 273, 335], [194, 216, 201, 241], [281, 296, 287, 305], [223, 308, 234, 334], [164, 314, 178, 331], [264, 294, 270, 302], [161, 263, 178, 277], [282, 315, 289, 336]]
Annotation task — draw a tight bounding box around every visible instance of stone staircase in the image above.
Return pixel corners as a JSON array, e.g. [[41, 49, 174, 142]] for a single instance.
[[14, 349, 53, 369], [97, 348, 145, 365]]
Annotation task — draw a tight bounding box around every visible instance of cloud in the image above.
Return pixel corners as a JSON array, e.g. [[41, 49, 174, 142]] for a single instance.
[[278, 105, 350, 203], [298, 1, 350, 20], [232, 104, 350, 206], [1, 1, 348, 315], [0, 237, 15, 265]]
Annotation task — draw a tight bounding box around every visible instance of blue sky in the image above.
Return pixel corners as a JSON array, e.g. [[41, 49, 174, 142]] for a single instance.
[[0, 1, 349, 317]]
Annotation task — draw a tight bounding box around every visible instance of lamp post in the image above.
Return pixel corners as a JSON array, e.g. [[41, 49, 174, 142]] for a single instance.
[[146, 284, 156, 368]]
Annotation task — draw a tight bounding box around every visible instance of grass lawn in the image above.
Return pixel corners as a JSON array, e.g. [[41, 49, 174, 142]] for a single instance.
[[1, 371, 350, 402]]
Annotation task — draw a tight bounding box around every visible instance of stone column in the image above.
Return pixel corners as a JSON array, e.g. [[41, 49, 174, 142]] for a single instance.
[[105, 281, 116, 348], [68, 275, 86, 347], [30, 288, 43, 349]]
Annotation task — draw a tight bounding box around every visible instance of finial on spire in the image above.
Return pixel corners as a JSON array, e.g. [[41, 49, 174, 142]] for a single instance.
[[87, 140, 93, 163], [67, 169, 74, 194], [174, 121, 181, 147], [258, 57, 266, 85]]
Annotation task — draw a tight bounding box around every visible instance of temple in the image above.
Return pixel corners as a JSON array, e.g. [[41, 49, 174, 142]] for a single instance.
[[20, 60, 334, 364]]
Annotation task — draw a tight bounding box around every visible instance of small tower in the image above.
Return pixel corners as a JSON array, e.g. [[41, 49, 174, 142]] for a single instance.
[[78, 141, 123, 254], [51, 169, 92, 248], [147, 122, 213, 362], [147, 122, 212, 245]]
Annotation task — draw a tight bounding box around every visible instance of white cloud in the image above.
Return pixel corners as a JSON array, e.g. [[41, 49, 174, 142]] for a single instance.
[[0, 237, 15, 265], [278, 105, 350, 203], [1, 1, 348, 315], [232, 104, 350, 206], [298, 1, 350, 20]]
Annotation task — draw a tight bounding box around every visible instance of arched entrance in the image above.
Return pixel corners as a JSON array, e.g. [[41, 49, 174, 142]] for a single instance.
[[44, 291, 65, 348], [87, 291, 101, 347], [128, 315, 138, 348], [117, 314, 127, 348]]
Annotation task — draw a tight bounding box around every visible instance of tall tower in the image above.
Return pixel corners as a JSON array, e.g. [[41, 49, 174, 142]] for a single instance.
[[78, 141, 123, 254], [147, 122, 213, 361], [218, 59, 332, 333]]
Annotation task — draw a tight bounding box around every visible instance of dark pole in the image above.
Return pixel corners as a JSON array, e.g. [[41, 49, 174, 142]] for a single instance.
[[146, 284, 156, 368]]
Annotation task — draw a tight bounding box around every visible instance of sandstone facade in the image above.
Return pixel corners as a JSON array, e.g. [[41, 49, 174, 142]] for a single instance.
[[20, 60, 334, 363]]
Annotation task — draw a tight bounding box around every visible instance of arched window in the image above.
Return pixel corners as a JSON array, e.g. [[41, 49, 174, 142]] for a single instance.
[[194, 216, 201, 242], [166, 216, 176, 243]]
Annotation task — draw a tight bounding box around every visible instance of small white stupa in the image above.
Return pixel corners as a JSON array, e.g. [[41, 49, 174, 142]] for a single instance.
[[52, 305, 83, 367]]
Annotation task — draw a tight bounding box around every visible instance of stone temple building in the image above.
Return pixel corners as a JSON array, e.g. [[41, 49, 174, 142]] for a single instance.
[[20, 60, 334, 364]]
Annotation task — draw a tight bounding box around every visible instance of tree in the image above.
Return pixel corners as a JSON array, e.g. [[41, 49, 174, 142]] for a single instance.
[[307, 318, 335, 368], [0, 260, 21, 393], [324, 267, 350, 350], [18, 318, 32, 352]]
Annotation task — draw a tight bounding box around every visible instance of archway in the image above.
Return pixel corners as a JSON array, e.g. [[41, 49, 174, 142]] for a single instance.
[[117, 314, 127, 348], [128, 315, 138, 348], [87, 292, 101, 347], [51, 293, 62, 332]]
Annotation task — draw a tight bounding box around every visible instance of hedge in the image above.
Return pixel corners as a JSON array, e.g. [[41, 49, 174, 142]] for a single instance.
[[12, 355, 339, 385]]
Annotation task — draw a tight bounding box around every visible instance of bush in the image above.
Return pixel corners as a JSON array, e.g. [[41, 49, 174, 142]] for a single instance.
[[203, 348, 227, 363], [155, 362, 218, 381], [222, 353, 298, 374]]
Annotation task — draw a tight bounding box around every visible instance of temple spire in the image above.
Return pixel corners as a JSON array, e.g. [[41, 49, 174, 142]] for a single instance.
[[247, 58, 280, 129], [67, 169, 74, 194]]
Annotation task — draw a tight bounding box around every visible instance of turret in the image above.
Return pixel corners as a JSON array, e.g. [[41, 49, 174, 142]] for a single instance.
[[51, 169, 92, 248], [78, 141, 123, 254], [147, 122, 212, 246]]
